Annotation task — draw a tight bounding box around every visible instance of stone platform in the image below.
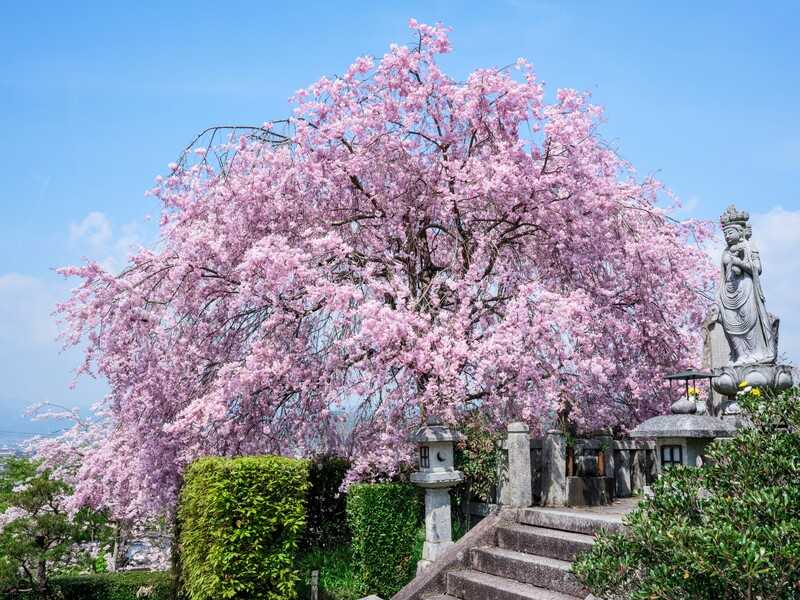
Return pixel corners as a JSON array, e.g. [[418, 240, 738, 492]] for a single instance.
[[531, 496, 640, 521]]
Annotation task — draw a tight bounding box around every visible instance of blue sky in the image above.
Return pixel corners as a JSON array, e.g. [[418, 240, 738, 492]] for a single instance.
[[1, 1, 798, 443]]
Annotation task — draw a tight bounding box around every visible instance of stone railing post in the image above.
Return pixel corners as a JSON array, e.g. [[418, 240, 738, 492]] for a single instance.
[[614, 449, 632, 498], [631, 450, 646, 493], [541, 430, 567, 506], [506, 422, 532, 508]]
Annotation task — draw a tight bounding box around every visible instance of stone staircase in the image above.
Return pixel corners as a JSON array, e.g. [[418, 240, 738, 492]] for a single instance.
[[423, 507, 624, 600]]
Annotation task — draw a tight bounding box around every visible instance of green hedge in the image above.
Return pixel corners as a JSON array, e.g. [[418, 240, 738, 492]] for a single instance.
[[346, 483, 420, 598], [8, 571, 173, 600], [178, 455, 310, 600], [302, 456, 351, 550]]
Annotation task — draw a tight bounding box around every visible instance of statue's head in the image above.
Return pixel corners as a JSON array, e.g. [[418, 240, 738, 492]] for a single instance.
[[720, 205, 751, 246]]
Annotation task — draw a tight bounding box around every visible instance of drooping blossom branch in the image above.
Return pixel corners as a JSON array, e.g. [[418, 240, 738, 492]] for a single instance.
[[52, 19, 715, 517]]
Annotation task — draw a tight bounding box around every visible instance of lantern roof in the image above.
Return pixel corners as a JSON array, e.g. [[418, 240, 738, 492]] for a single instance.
[[410, 417, 466, 443], [630, 414, 736, 439], [664, 369, 714, 381]]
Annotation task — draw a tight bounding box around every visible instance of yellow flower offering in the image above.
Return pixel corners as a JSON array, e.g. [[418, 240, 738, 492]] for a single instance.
[[751, 388, 762, 397], [738, 380, 749, 389]]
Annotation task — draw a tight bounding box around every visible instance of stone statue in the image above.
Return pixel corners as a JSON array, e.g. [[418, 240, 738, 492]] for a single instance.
[[711, 205, 793, 410], [717, 205, 778, 365]]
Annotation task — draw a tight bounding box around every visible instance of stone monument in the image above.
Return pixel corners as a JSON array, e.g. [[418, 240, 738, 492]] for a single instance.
[[710, 205, 794, 416]]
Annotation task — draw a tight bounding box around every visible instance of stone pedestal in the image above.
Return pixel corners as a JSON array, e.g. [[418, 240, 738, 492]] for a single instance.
[[417, 488, 455, 573], [506, 422, 532, 508]]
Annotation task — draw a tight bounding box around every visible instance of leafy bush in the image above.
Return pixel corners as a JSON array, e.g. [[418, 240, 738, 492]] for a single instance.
[[573, 388, 800, 599], [302, 456, 350, 550], [46, 571, 173, 600], [346, 483, 420, 598], [454, 415, 502, 505], [178, 455, 310, 600], [452, 414, 502, 529]]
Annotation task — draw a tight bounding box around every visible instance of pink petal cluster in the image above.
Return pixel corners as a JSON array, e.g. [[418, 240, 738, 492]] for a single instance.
[[49, 20, 715, 518]]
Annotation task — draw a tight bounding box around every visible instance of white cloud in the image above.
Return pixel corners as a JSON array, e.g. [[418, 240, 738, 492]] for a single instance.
[[67, 212, 156, 274], [69, 211, 112, 247], [0, 273, 60, 346], [750, 207, 800, 365]]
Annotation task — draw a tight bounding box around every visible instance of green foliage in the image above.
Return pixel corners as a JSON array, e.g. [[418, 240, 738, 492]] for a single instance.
[[178, 455, 310, 600], [296, 545, 360, 600], [0, 458, 108, 598], [346, 483, 420, 598], [573, 387, 800, 599], [302, 456, 350, 550], [452, 415, 502, 532], [453, 415, 502, 505]]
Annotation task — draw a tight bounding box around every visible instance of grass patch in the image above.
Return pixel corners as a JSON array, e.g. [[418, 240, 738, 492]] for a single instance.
[[296, 545, 361, 600]]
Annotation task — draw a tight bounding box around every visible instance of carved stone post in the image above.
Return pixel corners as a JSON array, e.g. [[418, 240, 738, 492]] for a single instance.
[[614, 449, 632, 498], [631, 450, 646, 493], [506, 422, 532, 508], [541, 430, 567, 507]]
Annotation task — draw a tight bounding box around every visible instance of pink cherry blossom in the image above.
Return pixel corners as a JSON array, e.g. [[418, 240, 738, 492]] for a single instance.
[[46, 20, 715, 518]]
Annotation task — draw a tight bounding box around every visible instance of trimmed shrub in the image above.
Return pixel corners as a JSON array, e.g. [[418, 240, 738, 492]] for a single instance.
[[573, 388, 800, 599], [178, 455, 310, 600], [302, 456, 351, 550], [346, 483, 420, 598]]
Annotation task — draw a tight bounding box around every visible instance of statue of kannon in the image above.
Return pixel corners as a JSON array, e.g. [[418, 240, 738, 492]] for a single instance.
[[717, 205, 778, 365]]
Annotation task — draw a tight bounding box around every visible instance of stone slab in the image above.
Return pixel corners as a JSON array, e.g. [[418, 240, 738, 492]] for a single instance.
[[446, 569, 579, 600], [518, 507, 624, 536], [496, 523, 594, 562], [471, 545, 588, 597]]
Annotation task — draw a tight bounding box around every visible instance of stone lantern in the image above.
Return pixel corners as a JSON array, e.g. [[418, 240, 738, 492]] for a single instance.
[[632, 369, 736, 472], [410, 417, 464, 574]]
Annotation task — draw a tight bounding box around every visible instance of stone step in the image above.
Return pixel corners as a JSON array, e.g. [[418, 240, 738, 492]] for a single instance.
[[518, 508, 625, 536], [422, 595, 460, 600], [496, 524, 594, 562], [470, 546, 588, 598], [446, 569, 580, 600]]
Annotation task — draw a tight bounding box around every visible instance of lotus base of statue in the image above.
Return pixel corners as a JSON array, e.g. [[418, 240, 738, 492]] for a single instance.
[[712, 363, 794, 418]]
